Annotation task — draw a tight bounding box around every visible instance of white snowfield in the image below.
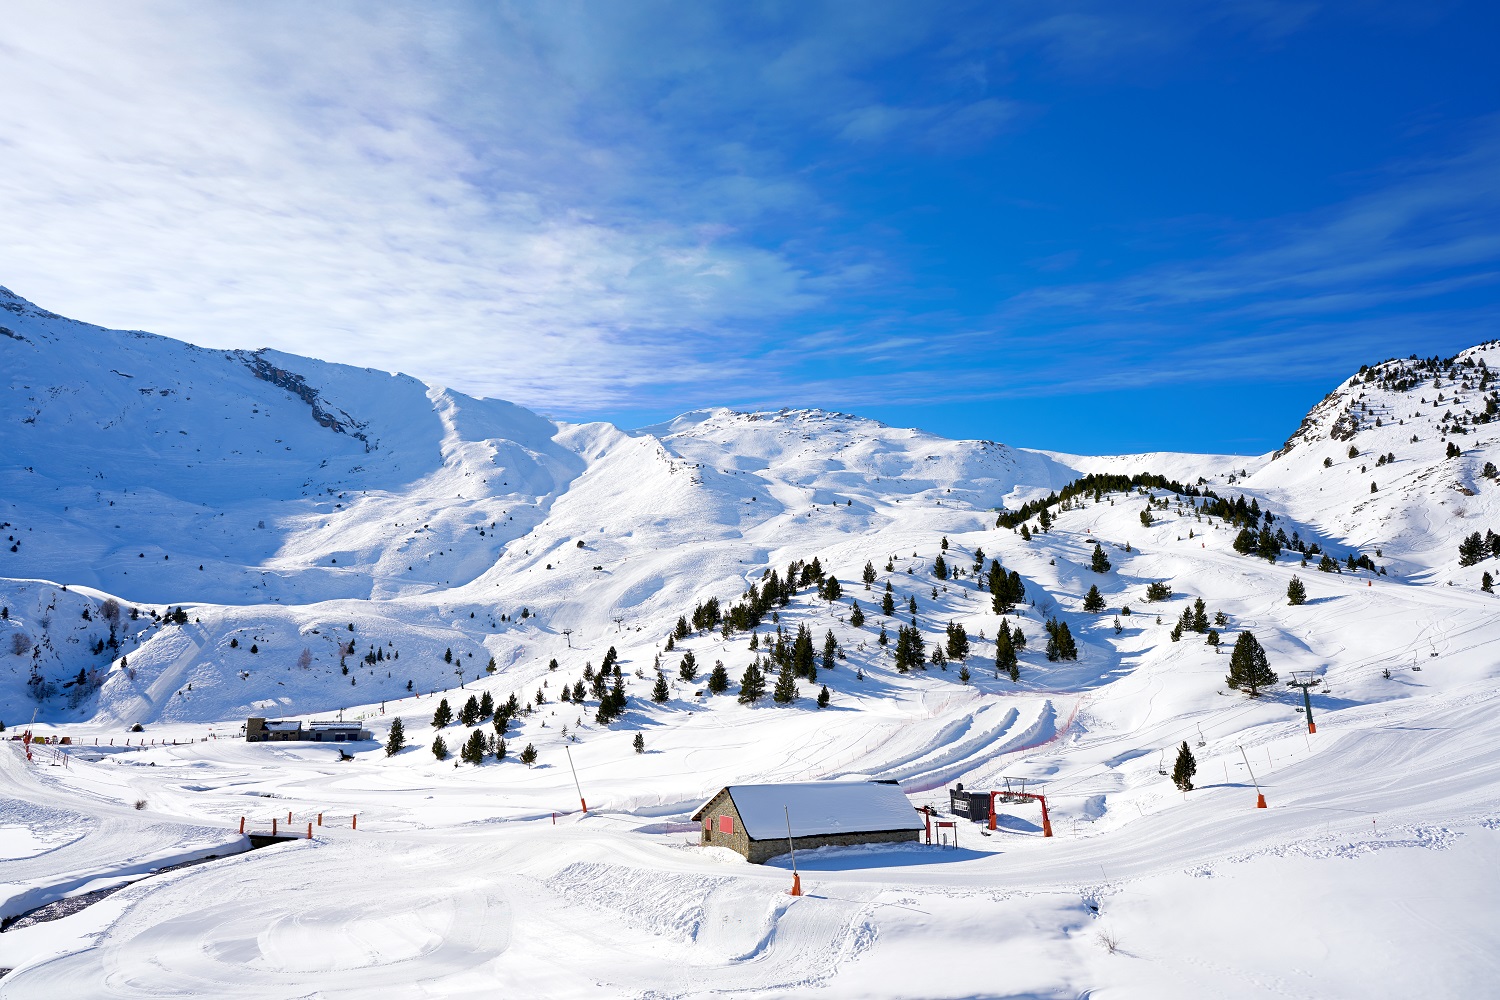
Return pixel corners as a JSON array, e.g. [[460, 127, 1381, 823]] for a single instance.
[[2, 288, 1498, 997]]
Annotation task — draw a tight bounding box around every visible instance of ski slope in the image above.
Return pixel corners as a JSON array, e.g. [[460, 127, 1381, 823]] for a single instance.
[[2, 290, 1499, 997]]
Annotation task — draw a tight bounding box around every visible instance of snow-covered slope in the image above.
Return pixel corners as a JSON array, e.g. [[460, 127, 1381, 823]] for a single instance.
[[3, 289, 1499, 999]]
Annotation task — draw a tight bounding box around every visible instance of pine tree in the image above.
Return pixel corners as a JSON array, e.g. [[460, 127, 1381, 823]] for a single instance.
[[1044, 618, 1078, 661], [444, 647, 453, 664], [432, 698, 453, 728], [958, 664, 971, 684], [773, 661, 799, 703], [1171, 741, 1197, 792], [822, 630, 837, 671], [384, 717, 406, 757], [994, 625, 1017, 680], [816, 685, 830, 708], [633, 732, 645, 753], [794, 625, 816, 679], [493, 737, 507, 761], [1191, 598, 1208, 633], [1458, 531, 1485, 566], [1020, 523, 1032, 541], [1286, 576, 1307, 605], [479, 691, 494, 716], [934, 554, 949, 580], [520, 743, 537, 766], [461, 729, 487, 765], [1226, 631, 1277, 696], [460, 694, 480, 726], [1082, 585, 1105, 612], [1484, 572, 1495, 593], [708, 661, 729, 693], [1038, 507, 1052, 533], [862, 560, 877, 588], [652, 672, 670, 702], [881, 584, 895, 617], [945, 621, 970, 660], [877, 624, 889, 646], [431, 734, 449, 760], [849, 601, 865, 628], [1206, 629, 1221, 649], [1091, 543, 1111, 573], [738, 660, 766, 704], [679, 650, 698, 681]]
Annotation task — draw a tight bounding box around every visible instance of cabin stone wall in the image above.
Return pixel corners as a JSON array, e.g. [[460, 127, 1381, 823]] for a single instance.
[[697, 788, 751, 857], [746, 827, 919, 865]]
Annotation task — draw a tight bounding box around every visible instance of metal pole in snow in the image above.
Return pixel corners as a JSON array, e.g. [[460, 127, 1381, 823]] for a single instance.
[[785, 806, 802, 896], [565, 745, 587, 814], [1238, 745, 1267, 808]]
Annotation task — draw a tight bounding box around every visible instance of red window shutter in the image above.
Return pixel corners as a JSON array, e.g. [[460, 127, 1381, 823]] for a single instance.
[[719, 815, 733, 834]]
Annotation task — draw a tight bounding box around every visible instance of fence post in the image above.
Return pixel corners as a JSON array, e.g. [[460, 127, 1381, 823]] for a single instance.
[[239, 816, 245, 834]]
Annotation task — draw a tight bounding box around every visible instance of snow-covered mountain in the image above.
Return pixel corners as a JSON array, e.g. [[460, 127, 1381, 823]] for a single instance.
[[3, 285, 1497, 729], [5, 287, 1500, 998]]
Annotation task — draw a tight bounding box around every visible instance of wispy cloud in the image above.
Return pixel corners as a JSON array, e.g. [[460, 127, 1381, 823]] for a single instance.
[[0, 0, 1490, 433]]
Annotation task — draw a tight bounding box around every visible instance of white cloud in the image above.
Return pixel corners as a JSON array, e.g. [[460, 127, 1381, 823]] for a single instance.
[[0, 2, 824, 411]]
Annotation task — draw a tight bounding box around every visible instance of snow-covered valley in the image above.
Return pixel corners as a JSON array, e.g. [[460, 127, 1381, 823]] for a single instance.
[[3, 286, 1498, 998]]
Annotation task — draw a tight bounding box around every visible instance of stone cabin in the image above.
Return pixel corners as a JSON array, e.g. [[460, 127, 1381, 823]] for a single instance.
[[692, 781, 924, 864]]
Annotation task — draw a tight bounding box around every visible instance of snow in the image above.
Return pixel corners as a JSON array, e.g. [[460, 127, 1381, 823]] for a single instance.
[[2, 290, 1500, 996], [704, 782, 926, 840]]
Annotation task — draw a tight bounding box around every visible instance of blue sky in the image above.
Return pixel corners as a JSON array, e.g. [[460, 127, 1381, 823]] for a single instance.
[[2, 2, 1497, 454]]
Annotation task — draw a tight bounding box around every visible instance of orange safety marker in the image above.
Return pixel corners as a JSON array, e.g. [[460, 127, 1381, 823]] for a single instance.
[[307, 823, 313, 840], [317, 812, 323, 826], [287, 810, 292, 823], [272, 817, 278, 835], [789, 873, 802, 897], [239, 816, 245, 834], [351, 814, 357, 830]]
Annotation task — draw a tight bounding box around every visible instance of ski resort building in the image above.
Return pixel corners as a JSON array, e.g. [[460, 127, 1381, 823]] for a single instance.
[[245, 717, 371, 743], [692, 781, 924, 863]]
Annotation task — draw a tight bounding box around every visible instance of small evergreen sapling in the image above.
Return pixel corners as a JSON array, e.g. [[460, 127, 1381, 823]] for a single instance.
[[738, 660, 766, 704], [1287, 575, 1307, 605], [432, 698, 453, 728], [633, 732, 645, 754], [817, 685, 830, 708], [1226, 631, 1277, 696], [773, 661, 799, 703], [652, 672, 670, 703], [849, 600, 865, 628], [708, 661, 729, 693], [1172, 741, 1197, 792], [384, 717, 406, 757], [1091, 543, 1111, 573], [520, 743, 537, 766], [1082, 585, 1105, 612], [431, 734, 449, 761]]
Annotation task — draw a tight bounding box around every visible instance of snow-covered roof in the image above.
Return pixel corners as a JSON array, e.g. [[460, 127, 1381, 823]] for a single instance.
[[307, 720, 363, 730], [263, 720, 303, 732], [696, 782, 923, 840]]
